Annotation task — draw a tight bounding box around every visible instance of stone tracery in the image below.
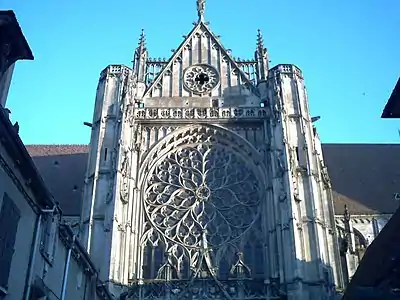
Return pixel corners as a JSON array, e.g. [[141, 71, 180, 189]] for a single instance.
[[183, 64, 219, 94], [139, 125, 266, 280]]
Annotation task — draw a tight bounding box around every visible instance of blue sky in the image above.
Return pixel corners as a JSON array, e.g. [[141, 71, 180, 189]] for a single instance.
[[1, 0, 399, 144]]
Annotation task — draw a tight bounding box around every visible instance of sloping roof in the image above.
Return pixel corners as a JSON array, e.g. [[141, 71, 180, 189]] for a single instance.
[[0, 10, 34, 72], [0, 107, 55, 209], [26, 145, 88, 215], [25, 143, 400, 216], [343, 205, 400, 298], [381, 77, 400, 118], [323, 144, 400, 214]]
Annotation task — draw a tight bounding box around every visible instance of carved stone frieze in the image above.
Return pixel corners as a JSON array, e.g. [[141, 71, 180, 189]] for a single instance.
[[134, 107, 268, 120]]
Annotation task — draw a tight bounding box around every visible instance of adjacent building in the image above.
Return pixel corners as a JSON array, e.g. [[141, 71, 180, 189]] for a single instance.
[[382, 78, 400, 119], [0, 11, 34, 108], [342, 78, 400, 299], [0, 10, 112, 300]]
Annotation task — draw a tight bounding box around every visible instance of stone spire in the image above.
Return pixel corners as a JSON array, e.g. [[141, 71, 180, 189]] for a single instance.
[[197, 0, 206, 22], [137, 29, 146, 56], [255, 29, 269, 82], [133, 29, 148, 82], [256, 29, 264, 53]]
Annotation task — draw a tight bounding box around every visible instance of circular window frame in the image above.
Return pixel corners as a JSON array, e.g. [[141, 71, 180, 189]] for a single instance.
[[182, 64, 220, 95]]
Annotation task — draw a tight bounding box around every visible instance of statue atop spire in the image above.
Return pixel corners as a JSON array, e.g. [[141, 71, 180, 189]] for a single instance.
[[197, 0, 206, 22]]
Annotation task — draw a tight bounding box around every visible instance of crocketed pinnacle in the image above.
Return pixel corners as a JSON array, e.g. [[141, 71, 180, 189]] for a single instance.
[[137, 28, 146, 54], [256, 29, 264, 53], [133, 28, 148, 82]]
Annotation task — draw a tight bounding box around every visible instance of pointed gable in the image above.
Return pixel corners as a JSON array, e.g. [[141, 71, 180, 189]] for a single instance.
[[144, 21, 259, 99]]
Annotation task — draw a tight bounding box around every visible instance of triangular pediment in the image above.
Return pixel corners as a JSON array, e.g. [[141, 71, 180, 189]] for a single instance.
[[144, 21, 259, 99]]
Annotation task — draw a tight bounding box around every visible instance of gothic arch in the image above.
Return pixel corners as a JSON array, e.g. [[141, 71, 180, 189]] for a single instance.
[[137, 124, 271, 279], [336, 225, 368, 248], [138, 124, 267, 185]]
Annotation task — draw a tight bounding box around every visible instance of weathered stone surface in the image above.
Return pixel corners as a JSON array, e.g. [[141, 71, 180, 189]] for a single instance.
[[80, 3, 344, 300]]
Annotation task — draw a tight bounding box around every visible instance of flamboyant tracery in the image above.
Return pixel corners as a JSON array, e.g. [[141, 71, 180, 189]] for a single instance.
[[139, 125, 266, 280]]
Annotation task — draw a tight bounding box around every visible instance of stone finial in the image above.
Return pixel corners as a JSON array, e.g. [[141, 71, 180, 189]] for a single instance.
[[257, 29, 264, 52], [255, 29, 269, 81], [197, 0, 206, 22], [137, 29, 146, 54], [133, 29, 148, 82]]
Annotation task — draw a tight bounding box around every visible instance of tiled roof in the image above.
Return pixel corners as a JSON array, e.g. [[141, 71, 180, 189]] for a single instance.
[[323, 144, 400, 215], [26, 145, 89, 215], [25, 144, 400, 216]]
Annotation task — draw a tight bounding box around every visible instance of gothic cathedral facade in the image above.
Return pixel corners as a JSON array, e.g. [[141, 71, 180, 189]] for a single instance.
[[80, 2, 344, 299]]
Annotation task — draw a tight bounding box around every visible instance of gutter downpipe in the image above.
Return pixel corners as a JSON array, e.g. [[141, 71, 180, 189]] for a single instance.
[[22, 213, 41, 300], [23, 206, 57, 300], [60, 234, 76, 300]]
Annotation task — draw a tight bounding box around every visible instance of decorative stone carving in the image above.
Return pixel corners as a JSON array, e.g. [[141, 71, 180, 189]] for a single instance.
[[229, 252, 251, 278], [144, 139, 260, 248], [119, 146, 131, 204], [271, 73, 285, 126], [125, 278, 276, 300], [183, 64, 219, 94], [120, 179, 129, 204], [140, 125, 266, 280], [120, 147, 130, 177], [197, 0, 206, 20], [119, 72, 137, 124], [321, 165, 331, 187], [134, 107, 268, 120], [275, 149, 286, 177]]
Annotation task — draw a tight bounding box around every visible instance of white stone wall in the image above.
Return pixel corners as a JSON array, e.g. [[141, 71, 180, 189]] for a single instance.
[[80, 65, 130, 283], [261, 65, 343, 297], [0, 138, 107, 299], [81, 62, 345, 300]]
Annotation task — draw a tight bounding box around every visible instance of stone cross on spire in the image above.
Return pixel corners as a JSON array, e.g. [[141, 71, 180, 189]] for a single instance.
[[197, 0, 206, 22]]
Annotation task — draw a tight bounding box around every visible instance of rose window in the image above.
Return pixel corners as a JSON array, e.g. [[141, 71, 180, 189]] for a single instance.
[[183, 64, 220, 94], [144, 140, 261, 249]]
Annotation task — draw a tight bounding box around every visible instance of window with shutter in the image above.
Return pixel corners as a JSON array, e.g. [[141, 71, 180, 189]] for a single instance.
[[39, 213, 57, 264], [0, 193, 21, 291]]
